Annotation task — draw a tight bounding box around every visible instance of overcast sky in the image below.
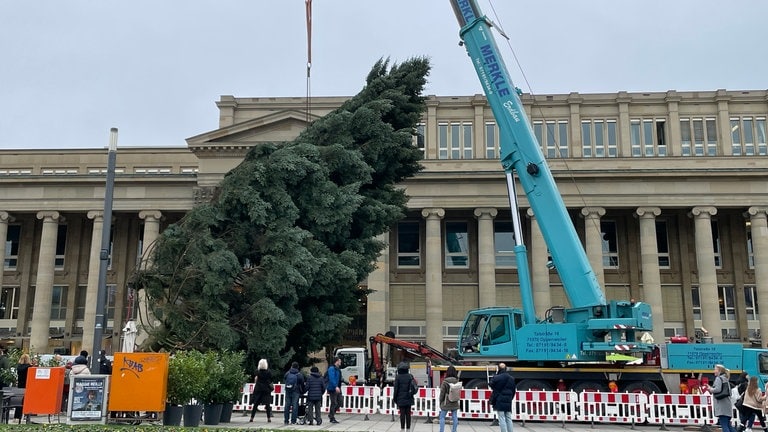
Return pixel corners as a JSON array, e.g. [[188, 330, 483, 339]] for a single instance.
[[1, 1, 766, 150]]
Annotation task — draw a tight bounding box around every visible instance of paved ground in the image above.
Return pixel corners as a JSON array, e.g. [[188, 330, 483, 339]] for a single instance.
[[222, 411, 701, 431], [26, 411, 699, 431]]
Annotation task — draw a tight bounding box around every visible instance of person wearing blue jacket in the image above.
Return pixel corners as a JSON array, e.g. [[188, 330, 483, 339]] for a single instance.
[[490, 362, 517, 432], [326, 357, 342, 424], [305, 366, 325, 425]]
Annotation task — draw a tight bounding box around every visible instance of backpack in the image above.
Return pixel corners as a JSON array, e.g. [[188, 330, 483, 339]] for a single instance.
[[285, 371, 299, 391], [447, 381, 463, 403]]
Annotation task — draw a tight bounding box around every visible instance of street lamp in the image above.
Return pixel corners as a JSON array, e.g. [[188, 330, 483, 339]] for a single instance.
[[91, 128, 118, 372]]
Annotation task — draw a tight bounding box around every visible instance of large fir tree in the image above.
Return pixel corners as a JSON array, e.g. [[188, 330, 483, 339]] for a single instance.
[[132, 57, 430, 369]]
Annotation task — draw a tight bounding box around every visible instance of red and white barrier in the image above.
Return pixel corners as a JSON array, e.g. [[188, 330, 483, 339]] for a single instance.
[[577, 391, 647, 424], [514, 390, 578, 423], [234, 382, 730, 428], [647, 393, 716, 426], [457, 388, 494, 420]]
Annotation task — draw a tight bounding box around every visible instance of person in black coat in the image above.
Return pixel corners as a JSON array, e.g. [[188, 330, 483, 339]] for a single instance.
[[249, 359, 273, 422], [392, 362, 416, 432], [489, 362, 516, 432], [305, 366, 325, 425]]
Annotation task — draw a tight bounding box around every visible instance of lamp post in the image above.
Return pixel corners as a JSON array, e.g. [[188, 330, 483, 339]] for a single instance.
[[91, 127, 118, 372]]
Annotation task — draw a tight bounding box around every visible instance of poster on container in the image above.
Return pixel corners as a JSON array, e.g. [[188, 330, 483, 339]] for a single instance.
[[67, 375, 109, 424]]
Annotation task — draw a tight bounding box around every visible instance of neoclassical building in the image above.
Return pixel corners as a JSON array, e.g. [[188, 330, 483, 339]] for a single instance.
[[1, 89, 767, 355]]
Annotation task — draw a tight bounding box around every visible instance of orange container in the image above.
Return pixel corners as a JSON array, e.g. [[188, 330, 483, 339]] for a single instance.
[[107, 352, 169, 412], [23, 367, 66, 415]]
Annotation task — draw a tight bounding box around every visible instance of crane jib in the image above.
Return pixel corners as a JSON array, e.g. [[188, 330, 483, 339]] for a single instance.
[[452, 0, 479, 25], [480, 45, 512, 96]]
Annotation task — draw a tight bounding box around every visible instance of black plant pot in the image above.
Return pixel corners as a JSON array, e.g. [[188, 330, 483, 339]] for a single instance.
[[219, 402, 235, 423], [163, 403, 183, 426], [183, 403, 203, 427], [203, 403, 223, 425]]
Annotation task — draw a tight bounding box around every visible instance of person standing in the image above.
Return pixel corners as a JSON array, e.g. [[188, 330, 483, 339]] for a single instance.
[[249, 359, 273, 423], [16, 354, 31, 389], [326, 357, 342, 424], [490, 362, 516, 432], [392, 361, 416, 432], [305, 366, 325, 425], [708, 364, 737, 432], [0, 349, 10, 388], [737, 376, 767, 432], [439, 365, 461, 432], [97, 350, 112, 375], [283, 361, 305, 425], [71, 353, 91, 376], [14, 353, 32, 421]]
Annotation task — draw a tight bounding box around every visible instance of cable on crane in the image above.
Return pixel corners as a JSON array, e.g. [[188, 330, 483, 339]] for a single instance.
[[486, 0, 594, 230], [305, 0, 312, 124]]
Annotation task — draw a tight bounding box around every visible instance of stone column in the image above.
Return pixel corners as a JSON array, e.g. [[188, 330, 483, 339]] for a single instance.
[[135, 210, 163, 348], [81, 211, 104, 353], [474, 208, 497, 308], [636, 207, 664, 343], [422, 208, 445, 350], [617, 92, 631, 157], [366, 233, 390, 342], [139, 210, 163, 266], [30, 211, 60, 353], [567, 93, 583, 157], [666, 91, 682, 156], [527, 208, 551, 315], [690, 206, 721, 342], [0, 212, 10, 274], [581, 207, 606, 289], [748, 207, 768, 343]]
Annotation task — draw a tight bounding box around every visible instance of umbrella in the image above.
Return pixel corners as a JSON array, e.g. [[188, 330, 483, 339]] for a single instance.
[[121, 320, 138, 353]]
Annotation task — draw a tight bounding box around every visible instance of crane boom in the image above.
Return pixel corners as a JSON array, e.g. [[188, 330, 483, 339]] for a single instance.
[[450, 0, 605, 309], [449, 0, 653, 361]]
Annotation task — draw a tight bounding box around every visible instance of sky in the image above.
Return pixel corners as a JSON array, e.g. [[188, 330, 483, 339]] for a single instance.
[[1, 0, 766, 150]]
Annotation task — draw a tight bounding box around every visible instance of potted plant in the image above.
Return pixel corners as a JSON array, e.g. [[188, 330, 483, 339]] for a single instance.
[[165, 350, 208, 427], [201, 351, 225, 425], [216, 350, 248, 423]]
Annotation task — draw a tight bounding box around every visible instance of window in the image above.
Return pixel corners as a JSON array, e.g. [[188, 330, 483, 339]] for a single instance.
[[712, 220, 722, 269], [483, 315, 511, 345], [51, 285, 68, 320], [581, 119, 617, 157], [75, 284, 116, 321], [0, 286, 20, 319], [397, 222, 421, 268], [438, 122, 473, 159], [719, 285, 737, 341], [747, 224, 754, 269], [4, 225, 20, 270], [136, 224, 145, 266], [55, 224, 67, 270], [680, 118, 717, 156], [601, 220, 619, 269], [744, 285, 758, 321], [413, 123, 426, 156], [494, 221, 516, 268], [691, 287, 701, 320], [445, 222, 469, 268], [75, 285, 86, 320], [485, 122, 498, 159], [533, 120, 569, 158], [656, 220, 670, 268], [731, 117, 767, 156], [630, 118, 666, 157]]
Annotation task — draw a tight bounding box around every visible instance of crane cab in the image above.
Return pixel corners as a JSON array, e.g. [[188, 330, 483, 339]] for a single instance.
[[458, 307, 523, 360]]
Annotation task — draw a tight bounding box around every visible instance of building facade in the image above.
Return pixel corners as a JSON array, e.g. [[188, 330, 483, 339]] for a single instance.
[[1, 89, 767, 355]]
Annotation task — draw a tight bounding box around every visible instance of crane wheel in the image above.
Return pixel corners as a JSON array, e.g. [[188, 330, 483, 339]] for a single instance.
[[620, 381, 661, 395], [464, 379, 489, 389], [570, 381, 608, 393], [515, 379, 553, 391]]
